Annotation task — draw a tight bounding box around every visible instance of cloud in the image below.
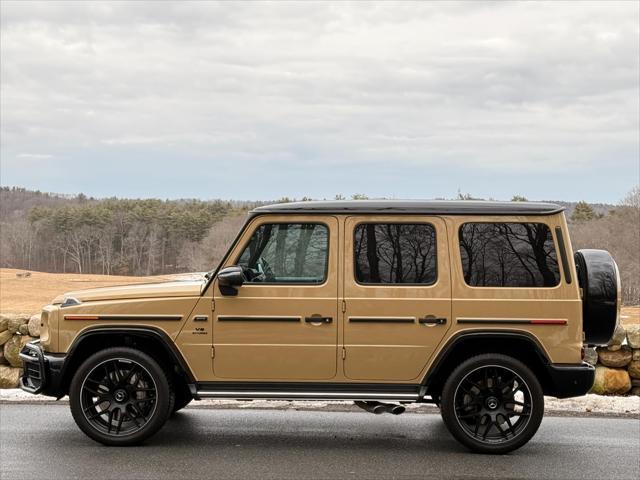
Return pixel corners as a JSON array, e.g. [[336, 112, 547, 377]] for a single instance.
[[0, 1, 638, 202]]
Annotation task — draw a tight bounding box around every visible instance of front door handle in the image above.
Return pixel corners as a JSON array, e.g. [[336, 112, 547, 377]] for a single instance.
[[419, 316, 447, 325], [305, 316, 333, 324]]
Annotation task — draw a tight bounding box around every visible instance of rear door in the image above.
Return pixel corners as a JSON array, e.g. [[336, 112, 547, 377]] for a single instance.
[[342, 216, 451, 381], [213, 215, 339, 380]]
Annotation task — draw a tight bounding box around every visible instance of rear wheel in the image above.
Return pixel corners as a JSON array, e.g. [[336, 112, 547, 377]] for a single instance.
[[440, 354, 544, 454], [69, 347, 172, 446]]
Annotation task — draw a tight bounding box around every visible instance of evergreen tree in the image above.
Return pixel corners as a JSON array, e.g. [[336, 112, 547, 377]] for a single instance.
[[571, 201, 596, 222]]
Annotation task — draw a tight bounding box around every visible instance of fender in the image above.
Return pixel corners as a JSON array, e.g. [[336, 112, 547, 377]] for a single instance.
[[421, 330, 551, 388], [61, 326, 196, 387]]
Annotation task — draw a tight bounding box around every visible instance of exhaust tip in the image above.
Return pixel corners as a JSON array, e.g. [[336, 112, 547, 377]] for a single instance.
[[387, 404, 406, 415], [354, 401, 386, 414], [354, 401, 406, 415]]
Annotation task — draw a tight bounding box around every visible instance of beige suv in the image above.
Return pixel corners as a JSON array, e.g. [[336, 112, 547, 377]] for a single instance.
[[20, 200, 620, 454]]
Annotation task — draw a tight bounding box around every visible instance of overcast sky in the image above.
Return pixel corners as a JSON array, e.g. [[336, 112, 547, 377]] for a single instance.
[[1, 1, 638, 203]]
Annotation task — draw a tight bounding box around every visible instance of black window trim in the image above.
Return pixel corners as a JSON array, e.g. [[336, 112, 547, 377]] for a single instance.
[[232, 220, 331, 287], [554, 226, 572, 285], [352, 220, 439, 287], [457, 221, 561, 289]]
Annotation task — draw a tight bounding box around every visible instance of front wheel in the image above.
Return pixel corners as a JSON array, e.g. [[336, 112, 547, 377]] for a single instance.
[[69, 347, 173, 446], [440, 354, 544, 454]]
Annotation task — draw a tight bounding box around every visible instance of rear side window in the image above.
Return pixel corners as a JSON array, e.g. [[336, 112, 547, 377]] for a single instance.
[[354, 223, 437, 285], [459, 223, 560, 287], [237, 223, 328, 284]]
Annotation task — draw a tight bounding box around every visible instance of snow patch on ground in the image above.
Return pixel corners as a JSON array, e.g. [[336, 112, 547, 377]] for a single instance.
[[544, 393, 639, 416]]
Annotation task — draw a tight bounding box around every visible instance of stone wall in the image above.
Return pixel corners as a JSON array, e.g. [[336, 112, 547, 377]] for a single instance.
[[0, 313, 39, 388], [1, 312, 639, 396], [585, 324, 640, 396]]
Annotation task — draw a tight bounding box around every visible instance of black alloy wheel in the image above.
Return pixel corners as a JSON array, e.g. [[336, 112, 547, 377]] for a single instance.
[[80, 358, 157, 435], [440, 354, 544, 454], [70, 347, 172, 446]]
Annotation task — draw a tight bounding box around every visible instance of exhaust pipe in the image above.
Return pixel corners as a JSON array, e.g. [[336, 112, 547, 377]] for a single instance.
[[354, 401, 386, 414], [354, 401, 406, 415], [382, 403, 406, 415]]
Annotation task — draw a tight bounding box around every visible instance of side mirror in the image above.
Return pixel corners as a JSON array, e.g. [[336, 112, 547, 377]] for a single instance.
[[217, 266, 245, 296]]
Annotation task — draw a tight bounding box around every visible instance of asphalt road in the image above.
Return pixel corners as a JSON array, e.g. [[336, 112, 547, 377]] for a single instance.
[[1, 404, 638, 480]]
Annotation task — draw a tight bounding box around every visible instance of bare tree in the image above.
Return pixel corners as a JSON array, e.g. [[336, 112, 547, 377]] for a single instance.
[[571, 202, 639, 305], [179, 215, 247, 271]]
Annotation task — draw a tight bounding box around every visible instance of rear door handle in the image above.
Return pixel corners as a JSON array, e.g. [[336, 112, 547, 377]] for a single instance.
[[305, 316, 333, 324], [419, 316, 447, 325]]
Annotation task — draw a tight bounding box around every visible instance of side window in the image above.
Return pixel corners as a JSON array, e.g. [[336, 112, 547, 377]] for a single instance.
[[354, 223, 437, 285], [459, 223, 560, 288], [237, 223, 329, 284]]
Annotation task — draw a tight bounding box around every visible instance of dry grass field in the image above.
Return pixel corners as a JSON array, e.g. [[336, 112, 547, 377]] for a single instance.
[[0, 268, 175, 314], [0, 268, 638, 325], [621, 306, 639, 327]]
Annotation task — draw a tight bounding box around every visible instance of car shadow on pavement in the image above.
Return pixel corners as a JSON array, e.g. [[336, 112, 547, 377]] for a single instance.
[[28, 407, 547, 457], [149, 410, 471, 455], [149, 410, 554, 459]]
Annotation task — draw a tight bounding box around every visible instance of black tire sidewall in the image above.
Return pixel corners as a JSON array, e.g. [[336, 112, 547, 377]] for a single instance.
[[575, 249, 619, 345], [440, 353, 544, 454], [69, 347, 172, 446]]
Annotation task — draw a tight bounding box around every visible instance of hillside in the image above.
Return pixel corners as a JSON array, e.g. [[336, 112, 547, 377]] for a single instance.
[[1, 186, 638, 304]]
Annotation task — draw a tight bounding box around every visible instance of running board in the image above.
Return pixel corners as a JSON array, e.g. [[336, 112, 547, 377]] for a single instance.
[[190, 382, 422, 402], [195, 391, 420, 401]]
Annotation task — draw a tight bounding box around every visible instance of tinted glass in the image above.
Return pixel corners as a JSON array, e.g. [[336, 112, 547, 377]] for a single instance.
[[237, 223, 328, 283], [354, 223, 437, 284], [459, 223, 560, 287]]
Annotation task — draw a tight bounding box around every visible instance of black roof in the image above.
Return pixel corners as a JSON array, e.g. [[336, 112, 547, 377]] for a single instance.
[[251, 200, 564, 216]]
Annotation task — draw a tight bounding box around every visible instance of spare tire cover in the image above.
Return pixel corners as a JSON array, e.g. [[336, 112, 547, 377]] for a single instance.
[[574, 249, 620, 345]]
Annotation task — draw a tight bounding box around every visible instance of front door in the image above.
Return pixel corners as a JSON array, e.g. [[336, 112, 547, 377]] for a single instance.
[[343, 216, 452, 381], [213, 215, 339, 380]]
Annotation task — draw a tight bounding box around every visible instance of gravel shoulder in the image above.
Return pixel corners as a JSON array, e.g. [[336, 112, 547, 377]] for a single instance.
[[2, 388, 638, 418]]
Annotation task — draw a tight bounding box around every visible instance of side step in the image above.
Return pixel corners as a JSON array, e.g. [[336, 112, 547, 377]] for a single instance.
[[191, 382, 422, 402]]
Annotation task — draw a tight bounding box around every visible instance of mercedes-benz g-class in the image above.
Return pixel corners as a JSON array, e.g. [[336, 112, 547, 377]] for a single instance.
[[21, 200, 619, 453]]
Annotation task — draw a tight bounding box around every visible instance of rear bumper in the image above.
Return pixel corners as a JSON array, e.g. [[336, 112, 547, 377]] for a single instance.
[[19, 341, 66, 398], [544, 362, 595, 399]]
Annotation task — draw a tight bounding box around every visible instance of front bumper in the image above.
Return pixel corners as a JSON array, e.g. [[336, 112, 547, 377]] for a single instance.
[[20, 341, 66, 398], [544, 362, 595, 399]]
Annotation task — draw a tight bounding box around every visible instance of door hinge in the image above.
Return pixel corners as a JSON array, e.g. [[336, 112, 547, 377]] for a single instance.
[[341, 347, 346, 360], [341, 300, 346, 313], [211, 346, 215, 358]]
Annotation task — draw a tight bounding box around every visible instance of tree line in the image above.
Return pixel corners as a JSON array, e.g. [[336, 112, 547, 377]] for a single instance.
[[0, 188, 257, 275], [569, 188, 639, 305], [0, 186, 638, 304]]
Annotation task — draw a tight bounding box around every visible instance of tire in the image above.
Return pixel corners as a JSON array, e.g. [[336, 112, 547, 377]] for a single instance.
[[171, 381, 193, 414], [440, 354, 544, 454], [69, 347, 173, 446], [574, 249, 620, 345]]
